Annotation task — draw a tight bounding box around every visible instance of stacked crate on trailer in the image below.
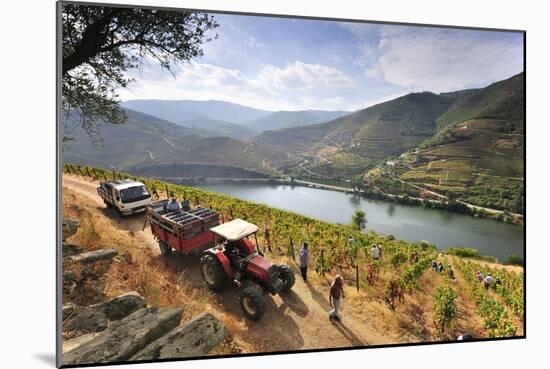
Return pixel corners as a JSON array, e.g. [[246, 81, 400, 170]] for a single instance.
[[147, 199, 222, 256]]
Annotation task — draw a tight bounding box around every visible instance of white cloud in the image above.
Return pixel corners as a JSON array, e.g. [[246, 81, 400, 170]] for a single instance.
[[247, 36, 265, 48], [257, 61, 355, 90], [374, 27, 523, 92], [119, 61, 356, 111]]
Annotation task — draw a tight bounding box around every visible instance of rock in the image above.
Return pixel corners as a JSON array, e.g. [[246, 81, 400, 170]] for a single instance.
[[67, 248, 118, 263], [63, 332, 97, 353], [62, 219, 80, 241], [63, 270, 76, 282], [62, 302, 77, 320], [93, 291, 146, 321], [64, 307, 109, 334], [63, 243, 82, 256], [63, 307, 183, 365], [131, 312, 227, 360], [63, 280, 77, 296], [63, 292, 146, 334]]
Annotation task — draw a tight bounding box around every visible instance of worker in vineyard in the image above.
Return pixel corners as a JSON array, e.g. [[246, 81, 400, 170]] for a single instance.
[[448, 264, 456, 281], [299, 241, 309, 282], [438, 262, 444, 273], [165, 197, 181, 212], [475, 271, 484, 282], [431, 260, 438, 271], [410, 250, 419, 264], [329, 275, 345, 322], [483, 273, 493, 289], [371, 243, 381, 261]]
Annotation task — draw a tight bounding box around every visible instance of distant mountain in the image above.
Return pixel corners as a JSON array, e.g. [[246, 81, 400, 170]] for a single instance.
[[177, 115, 255, 140], [245, 110, 350, 132], [122, 99, 350, 134], [62, 108, 296, 175], [253, 92, 456, 161], [63, 108, 211, 169], [121, 99, 272, 125]]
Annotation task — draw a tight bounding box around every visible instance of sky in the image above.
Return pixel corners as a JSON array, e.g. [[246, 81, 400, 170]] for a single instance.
[[118, 13, 524, 112]]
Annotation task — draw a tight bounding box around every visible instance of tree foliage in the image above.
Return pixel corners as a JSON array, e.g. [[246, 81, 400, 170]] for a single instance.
[[351, 209, 366, 230], [61, 3, 218, 138]]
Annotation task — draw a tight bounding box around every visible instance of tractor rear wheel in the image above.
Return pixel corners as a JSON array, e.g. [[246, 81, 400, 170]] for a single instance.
[[201, 254, 227, 292], [278, 264, 296, 292], [159, 240, 172, 256], [240, 284, 266, 320]]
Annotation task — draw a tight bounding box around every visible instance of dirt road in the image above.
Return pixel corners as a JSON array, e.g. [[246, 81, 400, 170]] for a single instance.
[[62, 174, 405, 352]]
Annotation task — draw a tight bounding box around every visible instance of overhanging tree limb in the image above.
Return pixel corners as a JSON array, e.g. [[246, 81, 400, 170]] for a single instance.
[[61, 4, 218, 141]]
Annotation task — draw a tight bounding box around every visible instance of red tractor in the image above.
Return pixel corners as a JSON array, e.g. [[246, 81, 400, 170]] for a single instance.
[[146, 200, 295, 320], [201, 219, 295, 320]]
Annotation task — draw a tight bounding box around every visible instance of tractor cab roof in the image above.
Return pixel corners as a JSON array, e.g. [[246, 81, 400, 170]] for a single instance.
[[210, 219, 258, 241]]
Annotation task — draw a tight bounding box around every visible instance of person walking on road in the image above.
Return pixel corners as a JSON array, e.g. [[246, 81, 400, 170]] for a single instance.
[[329, 275, 345, 322], [299, 241, 309, 282]]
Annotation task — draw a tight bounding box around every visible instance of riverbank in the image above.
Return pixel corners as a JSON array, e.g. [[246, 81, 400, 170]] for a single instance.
[[160, 175, 523, 226]]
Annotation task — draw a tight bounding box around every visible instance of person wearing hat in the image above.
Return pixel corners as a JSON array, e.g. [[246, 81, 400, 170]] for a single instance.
[[475, 271, 484, 282], [165, 197, 181, 212], [329, 275, 345, 322], [299, 241, 309, 282]]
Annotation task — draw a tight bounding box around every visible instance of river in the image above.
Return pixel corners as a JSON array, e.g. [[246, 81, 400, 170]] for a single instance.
[[195, 183, 524, 261]]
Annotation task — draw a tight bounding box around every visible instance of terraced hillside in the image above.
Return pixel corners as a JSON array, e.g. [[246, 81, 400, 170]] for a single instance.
[[254, 92, 456, 163], [372, 73, 525, 214]]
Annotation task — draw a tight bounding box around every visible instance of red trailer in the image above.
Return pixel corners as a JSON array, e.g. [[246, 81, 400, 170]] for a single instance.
[[146, 199, 222, 256]]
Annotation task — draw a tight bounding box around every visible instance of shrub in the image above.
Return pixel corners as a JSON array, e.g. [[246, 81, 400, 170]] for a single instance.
[[390, 252, 408, 268], [504, 255, 524, 266], [446, 247, 497, 263], [433, 285, 458, 335], [351, 209, 367, 230]]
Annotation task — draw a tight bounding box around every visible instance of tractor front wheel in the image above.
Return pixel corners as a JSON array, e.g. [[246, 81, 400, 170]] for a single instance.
[[159, 240, 172, 256], [278, 264, 296, 292], [201, 254, 228, 292], [240, 284, 266, 320]]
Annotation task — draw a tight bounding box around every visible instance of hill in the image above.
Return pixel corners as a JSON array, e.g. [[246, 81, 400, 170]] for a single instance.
[[255, 92, 456, 158], [253, 92, 457, 179], [121, 99, 271, 125], [367, 73, 525, 213], [177, 115, 255, 140], [436, 73, 524, 130], [62, 108, 296, 176], [245, 110, 350, 132]]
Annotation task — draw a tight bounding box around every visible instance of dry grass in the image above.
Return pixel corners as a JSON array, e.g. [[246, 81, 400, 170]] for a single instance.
[[62, 186, 250, 353]]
